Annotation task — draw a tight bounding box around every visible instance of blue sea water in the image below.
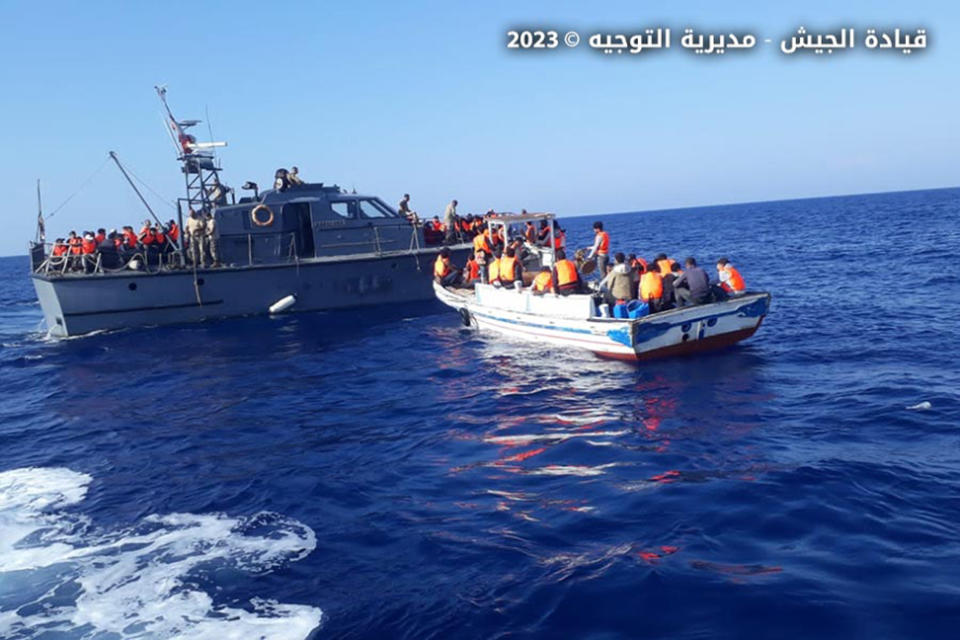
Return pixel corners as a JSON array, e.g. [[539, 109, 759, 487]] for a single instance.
[[1, 188, 959, 639]]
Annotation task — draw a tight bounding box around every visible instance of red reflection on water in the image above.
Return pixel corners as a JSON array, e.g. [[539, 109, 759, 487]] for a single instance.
[[638, 545, 681, 563], [497, 447, 547, 464], [649, 470, 681, 483]]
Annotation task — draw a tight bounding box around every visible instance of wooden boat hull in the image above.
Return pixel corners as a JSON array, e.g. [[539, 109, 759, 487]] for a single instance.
[[435, 282, 770, 361]]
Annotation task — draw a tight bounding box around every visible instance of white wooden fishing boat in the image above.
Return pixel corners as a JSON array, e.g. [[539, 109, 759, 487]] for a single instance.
[[435, 282, 770, 360], [434, 212, 770, 361]]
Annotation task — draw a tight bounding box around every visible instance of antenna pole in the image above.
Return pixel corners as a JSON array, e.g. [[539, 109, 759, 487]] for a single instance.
[[109, 151, 162, 227], [35, 179, 45, 244]]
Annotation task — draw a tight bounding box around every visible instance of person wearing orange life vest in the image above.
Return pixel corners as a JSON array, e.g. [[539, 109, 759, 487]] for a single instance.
[[716, 257, 746, 295], [81, 233, 97, 255], [463, 252, 482, 286], [167, 219, 180, 245], [79, 233, 97, 273], [553, 225, 566, 251], [487, 248, 502, 285], [94, 228, 106, 245], [473, 224, 493, 257], [587, 221, 611, 276], [654, 253, 678, 276], [139, 221, 156, 246], [433, 247, 462, 287], [530, 266, 555, 295], [627, 254, 647, 298], [497, 246, 523, 288], [552, 249, 583, 295], [51, 238, 68, 259], [122, 226, 138, 250], [66, 231, 82, 255], [639, 262, 665, 313]]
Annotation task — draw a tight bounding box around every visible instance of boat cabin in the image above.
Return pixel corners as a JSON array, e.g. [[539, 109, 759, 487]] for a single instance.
[[213, 182, 422, 265]]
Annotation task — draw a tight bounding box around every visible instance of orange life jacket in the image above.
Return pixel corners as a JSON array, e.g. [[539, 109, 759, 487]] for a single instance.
[[52, 243, 67, 257], [67, 237, 82, 255], [533, 271, 552, 292], [641, 271, 663, 301], [657, 258, 675, 275], [466, 258, 479, 281], [473, 233, 492, 254], [124, 231, 137, 248], [488, 258, 500, 282], [499, 255, 518, 283], [631, 257, 648, 271], [434, 255, 451, 278], [155, 230, 166, 244], [555, 259, 578, 286], [169, 223, 180, 242], [94, 233, 105, 244], [722, 265, 745, 292], [553, 230, 566, 250], [597, 231, 610, 254], [141, 231, 156, 245], [81, 238, 96, 254]]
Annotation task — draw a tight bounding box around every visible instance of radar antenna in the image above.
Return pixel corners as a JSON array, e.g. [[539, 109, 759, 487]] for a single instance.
[[154, 86, 230, 216]]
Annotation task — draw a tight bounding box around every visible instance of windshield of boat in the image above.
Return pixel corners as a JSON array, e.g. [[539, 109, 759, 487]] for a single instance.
[[357, 198, 397, 219]]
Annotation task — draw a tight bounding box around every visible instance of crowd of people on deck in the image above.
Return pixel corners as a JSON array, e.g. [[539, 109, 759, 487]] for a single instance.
[[434, 218, 749, 315], [398, 194, 569, 249], [47, 209, 220, 272]]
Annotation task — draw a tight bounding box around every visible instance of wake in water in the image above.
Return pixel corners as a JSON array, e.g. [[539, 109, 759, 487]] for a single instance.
[[0, 467, 323, 639]]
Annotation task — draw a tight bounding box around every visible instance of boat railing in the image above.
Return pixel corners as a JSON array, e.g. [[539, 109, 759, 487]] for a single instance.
[[31, 224, 461, 278]]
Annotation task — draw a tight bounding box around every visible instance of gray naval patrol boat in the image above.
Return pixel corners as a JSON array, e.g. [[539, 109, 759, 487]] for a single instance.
[[29, 89, 472, 337]]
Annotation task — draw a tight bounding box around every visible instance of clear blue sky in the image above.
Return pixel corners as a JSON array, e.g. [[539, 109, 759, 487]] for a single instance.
[[1, 0, 956, 255]]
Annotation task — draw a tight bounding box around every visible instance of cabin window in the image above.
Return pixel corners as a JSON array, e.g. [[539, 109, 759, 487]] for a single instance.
[[330, 201, 352, 218], [357, 199, 392, 219]]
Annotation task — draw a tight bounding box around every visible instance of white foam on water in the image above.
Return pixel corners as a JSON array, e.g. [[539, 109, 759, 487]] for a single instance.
[[0, 467, 323, 639], [484, 430, 629, 445], [906, 401, 932, 411]]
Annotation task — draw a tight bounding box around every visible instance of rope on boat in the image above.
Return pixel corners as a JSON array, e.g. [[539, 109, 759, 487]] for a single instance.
[[46, 155, 112, 219]]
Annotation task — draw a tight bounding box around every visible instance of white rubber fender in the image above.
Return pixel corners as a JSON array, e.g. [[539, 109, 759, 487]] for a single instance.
[[269, 294, 297, 314]]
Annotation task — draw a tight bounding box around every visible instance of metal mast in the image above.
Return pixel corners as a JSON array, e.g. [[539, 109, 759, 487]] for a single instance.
[[154, 86, 228, 216]]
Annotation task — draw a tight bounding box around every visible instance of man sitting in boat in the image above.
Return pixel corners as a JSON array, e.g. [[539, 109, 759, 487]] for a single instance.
[[472, 223, 493, 258], [487, 248, 502, 285], [463, 251, 483, 287], [639, 262, 664, 312], [497, 246, 523, 288], [434, 248, 462, 287], [530, 266, 554, 295], [553, 249, 584, 295], [598, 252, 636, 306], [716, 257, 746, 295], [673, 257, 712, 307], [661, 262, 682, 309]]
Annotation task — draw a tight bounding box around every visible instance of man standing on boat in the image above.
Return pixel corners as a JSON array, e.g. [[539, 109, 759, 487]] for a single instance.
[[204, 211, 220, 267], [186, 209, 206, 267], [587, 221, 611, 276], [443, 199, 458, 244]]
